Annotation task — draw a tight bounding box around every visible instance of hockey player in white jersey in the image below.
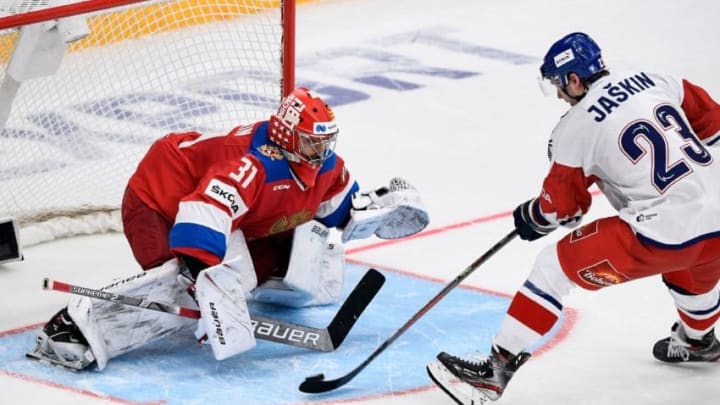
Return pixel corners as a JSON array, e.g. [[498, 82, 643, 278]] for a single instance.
[[427, 32, 720, 404]]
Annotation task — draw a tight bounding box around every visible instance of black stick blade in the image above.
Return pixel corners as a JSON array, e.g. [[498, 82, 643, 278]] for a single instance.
[[299, 373, 347, 394], [298, 374, 325, 393]]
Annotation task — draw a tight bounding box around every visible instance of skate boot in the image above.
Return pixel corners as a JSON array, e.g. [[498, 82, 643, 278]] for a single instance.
[[426, 345, 531, 404], [653, 322, 720, 363], [26, 307, 95, 371]]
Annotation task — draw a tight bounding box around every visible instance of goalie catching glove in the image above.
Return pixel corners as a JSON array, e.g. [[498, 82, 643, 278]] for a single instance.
[[341, 177, 429, 242]]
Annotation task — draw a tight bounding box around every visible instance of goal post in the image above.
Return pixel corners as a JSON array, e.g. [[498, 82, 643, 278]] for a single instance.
[[0, 0, 297, 250]]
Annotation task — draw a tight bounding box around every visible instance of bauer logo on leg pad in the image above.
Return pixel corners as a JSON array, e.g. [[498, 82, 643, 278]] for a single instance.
[[196, 265, 256, 360], [311, 223, 330, 238], [209, 302, 226, 345]]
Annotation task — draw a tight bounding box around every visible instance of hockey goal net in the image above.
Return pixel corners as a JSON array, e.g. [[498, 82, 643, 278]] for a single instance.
[[0, 0, 296, 247]]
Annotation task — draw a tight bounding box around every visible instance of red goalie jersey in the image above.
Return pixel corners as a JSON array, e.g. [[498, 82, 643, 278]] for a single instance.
[[127, 121, 358, 270]]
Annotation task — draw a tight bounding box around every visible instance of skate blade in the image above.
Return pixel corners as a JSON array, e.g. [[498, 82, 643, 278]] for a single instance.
[[26, 347, 83, 372], [426, 360, 491, 405]]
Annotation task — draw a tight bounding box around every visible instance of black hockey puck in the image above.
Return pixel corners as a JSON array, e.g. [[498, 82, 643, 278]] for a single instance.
[[304, 373, 324, 381]]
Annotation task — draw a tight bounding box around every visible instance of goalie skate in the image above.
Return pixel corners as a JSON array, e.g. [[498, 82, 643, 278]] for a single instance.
[[26, 308, 95, 371]]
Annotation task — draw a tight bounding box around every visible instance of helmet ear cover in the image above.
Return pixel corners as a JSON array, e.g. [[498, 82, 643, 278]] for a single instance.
[[269, 87, 338, 166]]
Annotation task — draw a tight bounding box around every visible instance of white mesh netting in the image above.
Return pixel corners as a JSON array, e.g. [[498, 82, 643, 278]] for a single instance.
[[0, 0, 290, 246]]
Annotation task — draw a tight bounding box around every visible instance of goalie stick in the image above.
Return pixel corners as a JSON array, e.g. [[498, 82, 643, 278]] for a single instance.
[[42, 268, 385, 353], [298, 230, 518, 393]]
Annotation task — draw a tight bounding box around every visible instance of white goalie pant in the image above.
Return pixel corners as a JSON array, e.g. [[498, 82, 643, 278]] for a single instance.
[[252, 220, 345, 308], [66, 259, 197, 371]]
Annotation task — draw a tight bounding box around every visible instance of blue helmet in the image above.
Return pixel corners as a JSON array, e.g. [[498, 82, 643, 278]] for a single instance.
[[540, 32, 605, 89]]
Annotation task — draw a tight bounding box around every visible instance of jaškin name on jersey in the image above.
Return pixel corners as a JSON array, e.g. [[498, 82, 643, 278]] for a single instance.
[[540, 70, 720, 248]]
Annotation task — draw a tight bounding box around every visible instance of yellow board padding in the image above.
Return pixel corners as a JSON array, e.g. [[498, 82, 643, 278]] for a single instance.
[[0, 0, 317, 63]]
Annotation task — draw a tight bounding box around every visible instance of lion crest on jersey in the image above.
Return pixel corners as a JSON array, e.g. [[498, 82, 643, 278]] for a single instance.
[[258, 144, 284, 160]]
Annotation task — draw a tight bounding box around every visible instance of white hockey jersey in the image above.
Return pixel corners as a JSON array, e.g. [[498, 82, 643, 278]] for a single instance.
[[539, 70, 720, 248]]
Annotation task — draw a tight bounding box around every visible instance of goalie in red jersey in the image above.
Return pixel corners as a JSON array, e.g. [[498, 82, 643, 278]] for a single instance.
[[29, 87, 429, 371]]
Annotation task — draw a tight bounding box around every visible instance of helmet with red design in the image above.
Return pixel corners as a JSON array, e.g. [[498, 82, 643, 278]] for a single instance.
[[269, 87, 339, 167]]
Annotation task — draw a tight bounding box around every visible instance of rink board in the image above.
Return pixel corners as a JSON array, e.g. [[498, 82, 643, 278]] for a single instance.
[[0, 263, 567, 404]]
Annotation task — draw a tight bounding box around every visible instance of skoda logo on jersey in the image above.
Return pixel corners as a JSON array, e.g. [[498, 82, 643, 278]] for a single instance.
[[313, 121, 337, 134], [205, 179, 244, 219]]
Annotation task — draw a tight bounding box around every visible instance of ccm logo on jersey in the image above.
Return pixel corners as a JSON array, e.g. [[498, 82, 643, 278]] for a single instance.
[[273, 184, 291, 191], [205, 179, 245, 219]]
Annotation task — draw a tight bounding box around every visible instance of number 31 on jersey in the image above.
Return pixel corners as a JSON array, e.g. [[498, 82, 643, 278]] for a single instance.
[[229, 157, 258, 189]]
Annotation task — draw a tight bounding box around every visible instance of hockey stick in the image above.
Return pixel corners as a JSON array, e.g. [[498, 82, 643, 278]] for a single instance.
[[43, 268, 385, 353], [298, 230, 518, 393]]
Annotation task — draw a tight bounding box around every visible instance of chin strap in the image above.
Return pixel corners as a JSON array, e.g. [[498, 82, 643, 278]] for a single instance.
[[289, 161, 321, 190]]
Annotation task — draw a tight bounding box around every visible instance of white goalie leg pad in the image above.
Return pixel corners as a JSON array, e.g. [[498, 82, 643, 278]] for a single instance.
[[193, 252, 257, 343], [195, 262, 256, 360], [341, 177, 429, 242], [66, 259, 196, 370], [223, 229, 259, 292], [252, 220, 345, 307]]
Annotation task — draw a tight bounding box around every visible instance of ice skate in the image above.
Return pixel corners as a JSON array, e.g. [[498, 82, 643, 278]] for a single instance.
[[26, 308, 95, 371], [653, 322, 720, 363], [426, 345, 531, 404]]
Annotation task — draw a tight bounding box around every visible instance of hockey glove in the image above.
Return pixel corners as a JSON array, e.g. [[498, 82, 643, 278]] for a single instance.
[[513, 198, 557, 241], [341, 178, 429, 242]]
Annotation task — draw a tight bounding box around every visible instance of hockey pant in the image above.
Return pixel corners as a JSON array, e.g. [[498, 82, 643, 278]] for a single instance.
[[494, 216, 720, 355]]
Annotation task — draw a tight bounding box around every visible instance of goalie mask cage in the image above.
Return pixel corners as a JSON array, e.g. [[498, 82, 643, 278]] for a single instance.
[[0, 0, 296, 246]]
